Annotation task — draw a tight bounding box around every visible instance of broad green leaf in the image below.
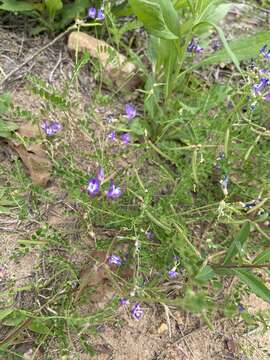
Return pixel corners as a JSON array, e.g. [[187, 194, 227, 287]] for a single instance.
[[223, 222, 250, 265], [195, 265, 215, 283], [0, 0, 36, 12], [202, 3, 234, 25], [59, 0, 89, 29], [233, 269, 270, 304], [45, 0, 63, 19], [129, 0, 180, 39], [204, 31, 270, 66], [253, 247, 270, 265], [112, 0, 133, 16]]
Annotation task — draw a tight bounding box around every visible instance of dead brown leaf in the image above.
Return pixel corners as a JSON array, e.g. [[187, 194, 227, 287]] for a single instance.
[[75, 251, 108, 302], [18, 123, 41, 138], [9, 142, 51, 187]]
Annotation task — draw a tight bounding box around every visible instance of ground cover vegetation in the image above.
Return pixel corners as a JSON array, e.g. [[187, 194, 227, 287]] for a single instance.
[[0, 0, 270, 358]]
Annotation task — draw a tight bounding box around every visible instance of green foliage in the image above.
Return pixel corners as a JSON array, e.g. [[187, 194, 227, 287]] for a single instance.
[[233, 269, 270, 305], [0, 0, 92, 32], [0, 92, 18, 138], [1, 0, 270, 356], [223, 222, 250, 265], [0, 0, 37, 12], [129, 0, 180, 39]]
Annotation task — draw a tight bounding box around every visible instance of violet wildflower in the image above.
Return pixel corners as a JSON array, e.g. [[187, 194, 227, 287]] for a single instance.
[[168, 267, 179, 279], [107, 131, 116, 141], [41, 120, 62, 136], [265, 51, 270, 60], [260, 44, 267, 55], [238, 304, 245, 312], [106, 180, 122, 199], [88, 7, 97, 19], [125, 104, 137, 120], [253, 78, 269, 93], [265, 90, 270, 102], [108, 254, 122, 266], [97, 167, 105, 182], [119, 298, 128, 305], [87, 178, 100, 196], [96, 9, 105, 20], [187, 39, 203, 53], [131, 303, 144, 320], [120, 133, 131, 144]]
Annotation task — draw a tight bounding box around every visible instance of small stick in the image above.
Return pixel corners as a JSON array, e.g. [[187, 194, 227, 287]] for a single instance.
[[49, 51, 62, 83], [0, 25, 76, 88]]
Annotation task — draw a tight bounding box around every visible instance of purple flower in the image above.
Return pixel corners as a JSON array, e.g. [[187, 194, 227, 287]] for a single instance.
[[260, 44, 267, 55], [168, 267, 179, 279], [106, 180, 122, 199], [107, 131, 116, 141], [41, 120, 62, 136], [88, 7, 97, 19], [87, 178, 100, 196], [125, 104, 136, 120], [131, 303, 144, 320], [97, 167, 105, 182], [253, 78, 269, 93], [119, 298, 128, 305], [238, 304, 245, 312], [265, 51, 270, 60], [187, 39, 203, 53], [108, 254, 122, 266], [120, 133, 131, 144], [96, 9, 105, 20], [265, 90, 270, 102]]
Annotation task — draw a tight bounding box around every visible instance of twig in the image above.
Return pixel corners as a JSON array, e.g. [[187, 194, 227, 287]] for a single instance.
[[0, 25, 76, 88], [49, 51, 63, 83]]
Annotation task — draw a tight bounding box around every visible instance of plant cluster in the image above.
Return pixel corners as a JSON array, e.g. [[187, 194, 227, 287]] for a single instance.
[[1, 0, 270, 357]]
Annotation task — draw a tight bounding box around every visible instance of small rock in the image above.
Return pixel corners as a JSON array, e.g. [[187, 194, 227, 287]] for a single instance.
[[158, 323, 168, 334], [68, 32, 142, 91]]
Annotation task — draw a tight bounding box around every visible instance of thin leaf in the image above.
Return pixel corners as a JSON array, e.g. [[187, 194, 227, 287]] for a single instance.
[[194, 21, 241, 72], [233, 269, 270, 304], [253, 247, 270, 265], [0, 309, 13, 321], [223, 222, 250, 265]]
